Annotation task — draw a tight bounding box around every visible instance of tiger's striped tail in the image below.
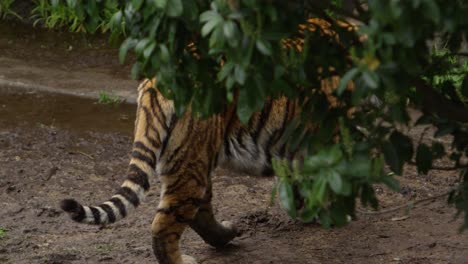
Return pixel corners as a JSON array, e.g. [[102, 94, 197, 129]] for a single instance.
[[60, 79, 172, 226], [60, 145, 155, 225]]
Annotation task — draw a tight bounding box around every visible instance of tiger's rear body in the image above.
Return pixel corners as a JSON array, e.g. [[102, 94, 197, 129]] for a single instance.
[[61, 78, 300, 264]]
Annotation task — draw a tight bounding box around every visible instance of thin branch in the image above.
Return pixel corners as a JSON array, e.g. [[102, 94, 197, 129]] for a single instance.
[[69, 150, 95, 160], [358, 190, 451, 215]]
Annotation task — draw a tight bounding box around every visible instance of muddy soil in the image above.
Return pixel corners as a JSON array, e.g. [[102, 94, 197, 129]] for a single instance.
[[0, 92, 467, 264]]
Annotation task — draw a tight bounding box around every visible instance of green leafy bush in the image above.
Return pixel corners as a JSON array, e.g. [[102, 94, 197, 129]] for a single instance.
[[0, 0, 21, 19], [30, 0, 120, 33], [7, 0, 468, 229]]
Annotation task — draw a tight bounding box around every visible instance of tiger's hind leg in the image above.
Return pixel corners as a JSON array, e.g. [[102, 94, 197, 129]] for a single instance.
[[189, 178, 238, 248], [151, 174, 205, 264]]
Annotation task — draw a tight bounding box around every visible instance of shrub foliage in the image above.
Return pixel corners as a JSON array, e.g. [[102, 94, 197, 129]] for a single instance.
[[5, 0, 467, 228]]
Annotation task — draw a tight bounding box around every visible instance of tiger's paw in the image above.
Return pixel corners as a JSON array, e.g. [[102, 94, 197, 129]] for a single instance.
[[182, 254, 198, 264], [215, 220, 240, 247], [221, 221, 241, 237]]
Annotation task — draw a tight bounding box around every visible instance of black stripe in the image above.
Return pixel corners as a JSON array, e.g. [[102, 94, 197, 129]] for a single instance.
[[224, 136, 232, 157], [146, 100, 166, 135], [117, 187, 140, 207], [166, 145, 185, 163], [236, 127, 248, 150], [271, 100, 291, 160], [150, 90, 169, 130], [161, 158, 184, 176], [159, 115, 177, 160], [128, 164, 150, 191], [164, 117, 194, 163], [145, 114, 162, 147], [134, 141, 157, 162], [71, 205, 86, 222], [110, 197, 127, 218], [223, 109, 238, 158], [263, 135, 275, 175], [131, 150, 156, 168], [90, 207, 101, 224], [165, 174, 195, 194], [146, 133, 162, 151], [252, 100, 273, 143], [165, 168, 197, 194], [99, 204, 116, 223]]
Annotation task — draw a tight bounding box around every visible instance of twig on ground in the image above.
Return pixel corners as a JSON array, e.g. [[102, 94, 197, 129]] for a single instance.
[[69, 150, 95, 160], [358, 190, 451, 215]]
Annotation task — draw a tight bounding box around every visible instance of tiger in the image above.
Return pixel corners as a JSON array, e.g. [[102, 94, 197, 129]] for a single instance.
[[60, 19, 357, 264]]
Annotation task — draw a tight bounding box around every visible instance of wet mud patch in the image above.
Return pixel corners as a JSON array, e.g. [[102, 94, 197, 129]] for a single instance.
[[0, 89, 135, 134]]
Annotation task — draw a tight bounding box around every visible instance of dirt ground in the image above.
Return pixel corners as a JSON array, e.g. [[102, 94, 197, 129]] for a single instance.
[[1, 91, 468, 264], [1, 22, 468, 264]]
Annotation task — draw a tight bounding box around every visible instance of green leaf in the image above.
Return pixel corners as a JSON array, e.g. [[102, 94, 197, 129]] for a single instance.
[[159, 44, 170, 63], [218, 62, 234, 81], [461, 74, 468, 98], [256, 39, 272, 56], [360, 184, 378, 209], [135, 38, 150, 55], [434, 124, 455, 138], [278, 180, 296, 218], [299, 206, 319, 223], [416, 144, 432, 174], [201, 14, 222, 37], [423, 0, 441, 23], [223, 21, 236, 39], [382, 141, 402, 175], [389, 131, 413, 163], [303, 145, 343, 173], [131, 63, 141, 80], [381, 174, 400, 191], [324, 168, 343, 194], [415, 115, 432, 125], [154, 0, 168, 9], [209, 26, 224, 48], [371, 154, 385, 179], [236, 88, 255, 124], [166, 0, 183, 17], [234, 65, 246, 85], [119, 38, 137, 64], [312, 177, 328, 206], [337, 68, 359, 95], [200, 10, 217, 22], [109, 10, 122, 30], [431, 142, 445, 159], [346, 156, 372, 178], [144, 42, 156, 59], [362, 70, 379, 89], [339, 118, 353, 157], [132, 0, 144, 10]]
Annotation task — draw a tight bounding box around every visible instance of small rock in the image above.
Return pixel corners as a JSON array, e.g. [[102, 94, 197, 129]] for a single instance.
[[6, 185, 16, 193], [43, 166, 59, 181], [99, 256, 113, 262]]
